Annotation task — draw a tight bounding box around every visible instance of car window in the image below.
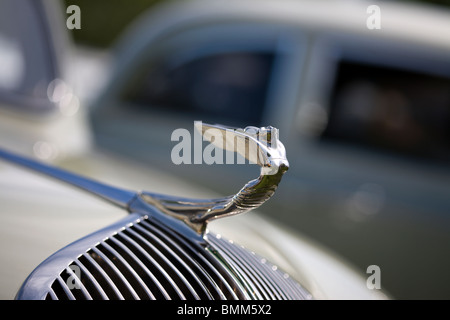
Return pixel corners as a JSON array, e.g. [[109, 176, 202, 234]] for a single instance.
[[321, 60, 450, 164], [0, 0, 57, 110], [122, 50, 276, 127]]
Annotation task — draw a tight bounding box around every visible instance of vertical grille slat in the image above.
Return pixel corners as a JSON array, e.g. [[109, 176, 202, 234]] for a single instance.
[[262, 259, 309, 300], [100, 240, 156, 300], [213, 237, 289, 299], [209, 237, 270, 299], [209, 235, 311, 300], [28, 216, 311, 301], [135, 221, 225, 300], [90, 246, 140, 300], [80, 252, 125, 299], [141, 219, 244, 300], [132, 223, 213, 300], [123, 227, 201, 299], [108, 236, 169, 299], [53, 276, 75, 300], [64, 265, 92, 300], [117, 230, 186, 299], [45, 289, 58, 300], [73, 260, 109, 300]]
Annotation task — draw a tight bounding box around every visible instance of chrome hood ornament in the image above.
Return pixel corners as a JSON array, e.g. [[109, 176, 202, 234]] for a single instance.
[[0, 122, 289, 238], [142, 122, 289, 234]]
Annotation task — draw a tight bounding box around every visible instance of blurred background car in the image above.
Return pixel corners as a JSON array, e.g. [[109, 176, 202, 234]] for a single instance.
[[82, 0, 450, 299]]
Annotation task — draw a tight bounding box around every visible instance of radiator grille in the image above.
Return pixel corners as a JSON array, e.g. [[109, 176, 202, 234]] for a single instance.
[[23, 216, 310, 300]]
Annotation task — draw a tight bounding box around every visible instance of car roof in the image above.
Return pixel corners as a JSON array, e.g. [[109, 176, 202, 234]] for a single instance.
[[117, 0, 450, 52]]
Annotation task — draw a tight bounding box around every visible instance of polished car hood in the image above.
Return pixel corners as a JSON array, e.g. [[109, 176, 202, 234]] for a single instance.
[[0, 150, 387, 299]]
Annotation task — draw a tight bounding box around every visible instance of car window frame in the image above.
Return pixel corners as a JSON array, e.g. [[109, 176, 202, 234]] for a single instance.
[[295, 31, 450, 142], [93, 21, 306, 128]]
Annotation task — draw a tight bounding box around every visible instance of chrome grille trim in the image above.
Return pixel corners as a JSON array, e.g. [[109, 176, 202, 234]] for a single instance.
[[119, 227, 190, 299], [132, 223, 216, 299], [91, 245, 141, 299], [98, 241, 153, 298], [64, 265, 92, 300], [46, 287, 58, 300], [55, 276, 75, 300], [208, 237, 277, 299], [138, 218, 242, 300], [128, 224, 202, 299], [73, 260, 108, 299], [106, 237, 159, 299], [208, 235, 312, 300], [17, 213, 311, 300], [81, 251, 124, 299]]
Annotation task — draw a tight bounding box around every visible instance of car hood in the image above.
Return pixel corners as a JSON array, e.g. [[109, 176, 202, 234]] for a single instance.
[[0, 149, 387, 299]]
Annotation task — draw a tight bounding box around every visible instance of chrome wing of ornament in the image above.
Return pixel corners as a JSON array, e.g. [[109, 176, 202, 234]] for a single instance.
[[141, 122, 289, 234], [0, 122, 289, 238]]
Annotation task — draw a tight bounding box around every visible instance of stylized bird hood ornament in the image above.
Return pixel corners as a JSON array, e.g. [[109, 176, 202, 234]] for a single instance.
[[142, 122, 289, 234], [0, 122, 289, 238]]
